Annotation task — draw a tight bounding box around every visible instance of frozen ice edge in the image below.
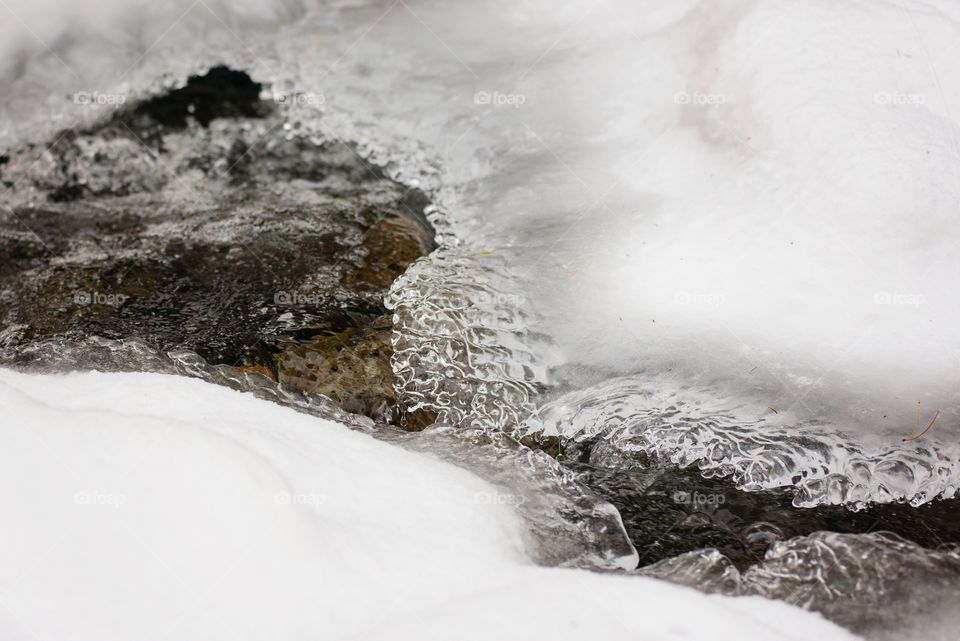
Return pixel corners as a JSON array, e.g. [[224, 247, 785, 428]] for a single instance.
[[522, 375, 960, 509]]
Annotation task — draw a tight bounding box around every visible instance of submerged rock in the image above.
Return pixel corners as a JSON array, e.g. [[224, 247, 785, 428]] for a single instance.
[[0, 66, 436, 428], [277, 316, 436, 429]]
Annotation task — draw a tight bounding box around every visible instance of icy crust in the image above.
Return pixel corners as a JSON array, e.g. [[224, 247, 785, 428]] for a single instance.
[[641, 532, 960, 641], [0, 337, 634, 571], [2, 337, 375, 429], [386, 425, 637, 570], [521, 375, 960, 509], [385, 248, 552, 432], [638, 548, 742, 595]]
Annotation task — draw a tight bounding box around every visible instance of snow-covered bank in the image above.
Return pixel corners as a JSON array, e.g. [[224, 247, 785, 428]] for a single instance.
[[0, 370, 855, 641], [3, 0, 960, 506]]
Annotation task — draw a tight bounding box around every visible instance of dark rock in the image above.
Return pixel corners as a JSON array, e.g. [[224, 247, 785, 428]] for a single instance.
[[0, 66, 437, 429], [277, 316, 436, 429]]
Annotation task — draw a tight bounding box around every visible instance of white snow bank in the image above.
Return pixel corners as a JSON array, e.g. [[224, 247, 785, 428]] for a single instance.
[[0, 370, 856, 641]]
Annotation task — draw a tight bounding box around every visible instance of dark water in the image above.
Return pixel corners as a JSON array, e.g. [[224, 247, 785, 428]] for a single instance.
[[568, 448, 960, 569]]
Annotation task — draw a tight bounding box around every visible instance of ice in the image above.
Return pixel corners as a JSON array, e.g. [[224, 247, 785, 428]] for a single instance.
[[519, 374, 960, 508], [284, 0, 960, 506], [155, 0, 960, 507], [643, 532, 960, 641], [6, 0, 958, 445], [386, 247, 554, 431], [0, 370, 857, 641], [2, 0, 960, 634]]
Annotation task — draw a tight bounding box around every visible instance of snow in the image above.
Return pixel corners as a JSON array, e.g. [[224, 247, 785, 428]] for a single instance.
[[0, 370, 857, 641], [527, 0, 960, 437]]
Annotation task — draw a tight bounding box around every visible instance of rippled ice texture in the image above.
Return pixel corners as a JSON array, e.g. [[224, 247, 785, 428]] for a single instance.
[[521, 375, 960, 508], [8, 0, 956, 507]]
